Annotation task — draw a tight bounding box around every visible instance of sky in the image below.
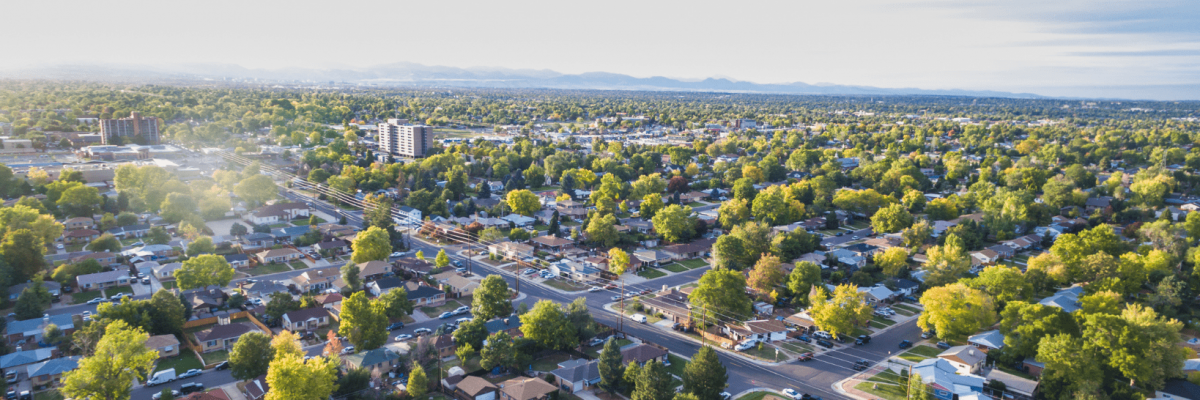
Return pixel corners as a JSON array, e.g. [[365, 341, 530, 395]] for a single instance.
[[4, 0, 1199, 98]]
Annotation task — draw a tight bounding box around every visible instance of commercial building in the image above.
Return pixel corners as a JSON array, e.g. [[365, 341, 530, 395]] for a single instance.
[[99, 112, 160, 145], [377, 119, 432, 158]]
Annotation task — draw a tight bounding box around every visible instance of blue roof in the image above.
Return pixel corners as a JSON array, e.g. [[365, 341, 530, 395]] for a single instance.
[[968, 329, 1005, 349], [26, 356, 80, 378], [0, 348, 53, 369], [8, 314, 74, 338], [272, 225, 311, 238], [484, 315, 522, 334]]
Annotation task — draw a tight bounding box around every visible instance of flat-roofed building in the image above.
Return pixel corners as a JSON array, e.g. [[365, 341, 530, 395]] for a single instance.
[[377, 119, 432, 158], [99, 112, 160, 145]]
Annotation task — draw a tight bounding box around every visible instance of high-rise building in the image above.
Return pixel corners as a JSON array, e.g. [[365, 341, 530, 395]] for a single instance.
[[99, 112, 160, 145], [377, 119, 432, 158]]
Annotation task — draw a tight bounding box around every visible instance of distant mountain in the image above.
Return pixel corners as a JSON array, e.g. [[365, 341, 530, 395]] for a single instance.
[[0, 62, 1050, 98]]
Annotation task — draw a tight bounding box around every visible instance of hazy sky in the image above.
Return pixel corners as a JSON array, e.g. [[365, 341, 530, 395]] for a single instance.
[[6, 0, 1198, 95]]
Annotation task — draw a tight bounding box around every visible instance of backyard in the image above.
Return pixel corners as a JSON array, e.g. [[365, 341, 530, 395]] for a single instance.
[[155, 351, 204, 373], [244, 262, 293, 276], [531, 353, 574, 372], [585, 338, 633, 357], [420, 299, 467, 316], [663, 354, 690, 377]]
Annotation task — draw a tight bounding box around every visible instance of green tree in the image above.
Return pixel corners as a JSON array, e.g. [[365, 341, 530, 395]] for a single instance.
[[455, 343, 475, 363], [998, 301, 1077, 359], [641, 193, 665, 220], [921, 234, 970, 287], [61, 320, 157, 400], [918, 283, 996, 341], [808, 284, 874, 337], [964, 265, 1032, 304], [746, 255, 784, 299], [234, 174, 278, 207], [787, 261, 822, 306], [340, 263, 362, 293], [149, 289, 186, 336], [875, 247, 909, 277], [870, 203, 914, 233], [0, 205, 64, 244], [480, 331, 515, 372], [924, 198, 959, 221], [265, 292, 300, 322], [901, 220, 932, 249], [519, 300, 576, 350], [908, 372, 931, 400], [264, 352, 338, 400], [376, 287, 414, 319], [1036, 334, 1104, 399], [229, 331, 274, 381], [435, 249, 451, 269], [14, 280, 52, 320], [689, 268, 752, 324], [682, 346, 727, 400], [453, 318, 488, 350], [652, 204, 695, 243], [632, 360, 674, 400], [160, 192, 197, 223], [146, 226, 171, 245], [351, 226, 391, 263], [175, 254, 234, 290], [3, 229, 46, 281], [407, 362, 429, 398], [717, 198, 750, 228], [507, 189, 541, 216], [472, 275, 513, 320], [598, 337, 626, 393], [338, 292, 388, 350], [586, 213, 620, 248], [185, 236, 215, 257], [1081, 304, 1185, 388], [57, 184, 103, 217], [87, 232, 122, 253]]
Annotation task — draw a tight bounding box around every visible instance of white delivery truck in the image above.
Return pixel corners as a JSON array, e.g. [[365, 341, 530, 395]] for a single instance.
[[631, 314, 647, 323], [147, 368, 176, 386]]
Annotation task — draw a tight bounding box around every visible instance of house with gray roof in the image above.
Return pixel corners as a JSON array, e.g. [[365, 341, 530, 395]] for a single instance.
[[7, 281, 61, 301], [26, 356, 80, 386], [549, 359, 600, 393], [75, 270, 131, 290], [484, 314, 523, 337], [1039, 286, 1083, 313], [6, 314, 75, 345], [343, 348, 402, 373], [968, 329, 1005, 351], [0, 348, 55, 370], [938, 345, 986, 375], [912, 358, 985, 400]]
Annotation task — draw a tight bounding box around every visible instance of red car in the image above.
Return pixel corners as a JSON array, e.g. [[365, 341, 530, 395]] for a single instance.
[[797, 352, 814, 361]]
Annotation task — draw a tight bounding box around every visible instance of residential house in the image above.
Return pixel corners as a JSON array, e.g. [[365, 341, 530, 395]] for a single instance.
[[550, 359, 601, 393], [63, 217, 94, 230], [1152, 380, 1200, 400], [355, 261, 392, 282], [183, 286, 227, 314], [242, 233, 276, 250], [662, 238, 715, 260], [71, 251, 117, 267], [396, 257, 435, 276], [240, 280, 290, 299], [405, 282, 446, 307], [106, 223, 151, 239], [289, 266, 341, 292], [497, 377, 558, 400], [313, 240, 350, 254], [726, 319, 789, 343], [620, 344, 668, 366], [969, 249, 999, 267], [968, 330, 1005, 352], [843, 243, 881, 258], [433, 271, 480, 297], [145, 334, 181, 358], [892, 279, 920, 297], [633, 250, 671, 269], [642, 287, 691, 324], [1039, 286, 1083, 313], [484, 314, 523, 337], [531, 235, 574, 253], [271, 226, 312, 244], [455, 376, 498, 400], [488, 241, 535, 260], [76, 270, 131, 290], [152, 262, 182, 280], [502, 214, 536, 228], [938, 345, 986, 375], [912, 358, 986, 400], [556, 200, 588, 221], [257, 248, 303, 265], [622, 218, 652, 234], [245, 375, 270, 400], [343, 348, 402, 374], [1022, 358, 1045, 377], [314, 293, 343, 313], [986, 245, 1015, 259], [7, 281, 61, 302], [25, 356, 80, 387], [62, 228, 100, 245], [679, 191, 707, 203], [0, 348, 56, 373], [432, 334, 456, 358], [6, 314, 75, 345], [244, 202, 310, 225], [126, 244, 178, 262], [547, 260, 602, 283], [394, 206, 422, 227], [367, 277, 406, 297], [981, 369, 1038, 400], [282, 308, 333, 332], [858, 285, 895, 304], [195, 323, 259, 353], [224, 253, 251, 268]]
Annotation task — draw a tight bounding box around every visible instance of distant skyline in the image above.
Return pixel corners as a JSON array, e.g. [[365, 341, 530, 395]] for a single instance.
[[4, 0, 1198, 99]]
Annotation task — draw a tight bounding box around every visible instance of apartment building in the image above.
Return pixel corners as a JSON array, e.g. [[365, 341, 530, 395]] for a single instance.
[[99, 112, 160, 145], [377, 119, 432, 158]]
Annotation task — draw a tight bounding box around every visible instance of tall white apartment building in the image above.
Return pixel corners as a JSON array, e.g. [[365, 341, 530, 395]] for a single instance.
[[377, 119, 432, 158]]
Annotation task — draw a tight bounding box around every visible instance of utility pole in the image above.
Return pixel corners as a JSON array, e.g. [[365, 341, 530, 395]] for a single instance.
[[618, 276, 625, 333]]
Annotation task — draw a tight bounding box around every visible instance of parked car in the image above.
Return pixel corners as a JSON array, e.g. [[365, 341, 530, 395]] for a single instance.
[[587, 337, 607, 347], [898, 340, 912, 349], [734, 341, 756, 351], [86, 297, 107, 305], [936, 341, 951, 350], [455, 267, 467, 273], [855, 335, 871, 345], [812, 331, 832, 340], [152, 390, 180, 400], [799, 394, 821, 400], [342, 345, 355, 354], [782, 389, 802, 400], [387, 322, 405, 330], [720, 392, 732, 400], [395, 334, 413, 341], [456, 317, 473, 325], [142, 278, 151, 284], [178, 368, 202, 379], [453, 306, 470, 315], [215, 361, 230, 370], [179, 382, 205, 395], [797, 352, 813, 361], [588, 286, 602, 292], [797, 335, 811, 343], [611, 295, 623, 301], [816, 339, 834, 348], [631, 314, 647, 323], [413, 328, 432, 336], [438, 311, 454, 319], [921, 331, 932, 339], [4, 389, 12, 400], [903, 296, 919, 303], [851, 360, 870, 371]]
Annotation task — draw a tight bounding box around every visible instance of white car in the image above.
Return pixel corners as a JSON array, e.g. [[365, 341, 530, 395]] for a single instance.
[[781, 389, 801, 400], [395, 334, 413, 341], [734, 340, 758, 351], [588, 286, 601, 292], [456, 317, 473, 324], [453, 306, 470, 315]]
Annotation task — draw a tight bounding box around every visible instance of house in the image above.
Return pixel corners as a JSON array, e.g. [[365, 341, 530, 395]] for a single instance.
[[355, 261, 392, 282], [433, 271, 480, 297], [662, 238, 715, 260], [633, 250, 671, 269], [502, 214, 536, 228], [531, 235, 574, 253], [145, 334, 181, 358], [282, 308, 333, 332], [289, 266, 340, 292], [405, 282, 446, 307], [150, 262, 183, 280], [394, 206, 422, 227], [257, 248, 303, 265], [25, 356, 80, 387], [432, 334, 456, 358], [969, 250, 999, 267], [549, 359, 601, 393], [63, 217, 95, 230], [343, 348, 403, 373], [271, 226, 312, 244], [245, 375, 270, 400], [620, 344, 668, 366], [556, 200, 588, 220], [938, 345, 986, 375], [62, 228, 100, 244], [912, 358, 986, 400], [7, 281, 61, 302], [642, 288, 691, 324], [547, 260, 602, 283], [195, 323, 259, 353], [125, 244, 178, 261], [76, 270, 131, 290], [1039, 286, 1082, 313], [497, 377, 558, 400], [314, 293, 343, 312], [224, 253, 251, 268], [244, 202, 310, 225], [967, 329, 1005, 352], [71, 251, 117, 267], [1022, 358, 1045, 377], [0, 348, 56, 372], [396, 257, 436, 276], [367, 277, 407, 297], [892, 279, 919, 296], [106, 223, 151, 239], [240, 280, 290, 298], [488, 242, 535, 260], [313, 240, 350, 254], [455, 376, 498, 400], [622, 218, 653, 233], [981, 369, 1038, 400], [858, 285, 895, 303], [6, 314, 75, 345], [484, 314, 523, 337], [727, 319, 789, 343], [1152, 380, 1200, 400], [183, 286, 227, 313], [679, 191, 707, 203], [242, 233, 276, 250], [986, 245, 1015, 259]]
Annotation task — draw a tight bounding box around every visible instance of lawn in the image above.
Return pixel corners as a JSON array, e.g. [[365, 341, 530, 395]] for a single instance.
[[585, 338, 633, 357], [637, 269, 667, 279], [200, 350, 230, 365], [269, 223, 291, 228], [663, 354, 689, 377], [71, 290, 103, 303], [872, 316, 896, 327], [742, 343, 788, 362], [889, 307, 916, 317], [533, 224, 550, 231], [316, 319, 341, 339], [33, 391, 63, 400], [244, 262, 293, 276], [289, 260, 309, 270], [161, 280, 178, 289], [897, 345, 943, 362], [421, 299, 465, 316], [155, 351, 204, 373], [687, 202, 706, 207], [846, 221, 871, 229], [735, 391, 777, 400], [854, 369, 907, 400], [679, 259, 708, 269], [996, 362, 1036, 380], [442, 355, 483, 375], [662, 264, 688, 273], [531, 353, 573, 371], [777, 341, 813, 354], [544, 279, 587, 292], [619, 303, 663, 324], [891, 303, 920, 313]]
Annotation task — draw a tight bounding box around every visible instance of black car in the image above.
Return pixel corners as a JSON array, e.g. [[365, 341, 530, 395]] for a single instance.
[[215, 361, 230, 370], [936, 341, 951, 350], [816, 339, 834, 348], [800, 394, 821, 400], [387, 322, 405, 330], [797, 335, 811, 343], [180, 382, 205, 395], [852, 360, 870, 371], [855, 335, 871, 345], [898, 340, 913, 349]]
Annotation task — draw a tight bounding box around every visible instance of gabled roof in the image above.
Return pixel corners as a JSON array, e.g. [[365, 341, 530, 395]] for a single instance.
[[620, 344, 667, 364], [358, 261, 391, 278], [283, 307, 331, 323], [550, 359, 600, 383], [145, 334, 181, 349], [0, 348, 54, 369], [343, 348, 401, 369], [939, 345, 985, 366], [405, 282, 445, 300], [456, 376, 498, 397], [25, 356, 79, 378], [743, 319, 788, 334], [195, 323, 257, 342], [498, 377, 557, 400], [484, 315, 522, 334], [76, 270, 130, 285], [968, 329, 1005, 349]]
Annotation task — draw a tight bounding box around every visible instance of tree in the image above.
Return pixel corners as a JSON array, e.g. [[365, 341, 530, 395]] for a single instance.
[[146, 226, 171, 245], [998, 301, 1077, 359], [229, 332, 274, 381], [787, 261, 822, 305], [623, 362, 642, 392], [272, 331, 304, 360], [57, 184, 102, 217], [870, 203, 914, 233], [14, 280, 51, 320], [4, 229, 46, 282], [175, 255, 234, 290], [0, 205, 63, 244], [338, 292, 388, 351], [652, 204, 695, 243], [160, 192, 197, 223], [632, 360, 674, 400], [407, 362, 429, 398], [924, 198, 959, 221], [507, 189, 541, 216], [682, 346, 727, 400], [472, 275, 513, 320], [234, 174, 278, 207], [586, 214, 619, 247], [747, 255, 784, 299], [901, 220, 933, 249], [455, 343, 475, 363], [376, 287, 414, 319], [598, 337, 626, 393], [717, 198, 750, 228], [520, 300, 576, 350], [351, 226, 391, 263], [1036, 334, 1104, 399], [918, 283, 996, 341], [185, 236, 215, 257], [340, 263, 362, 293], [808, 284, 874, 337], [965, 265, 1032, 304], [435, 249, 451, 269], [875, 247, 909, 277], [548, 211, 561, 236], [87, 232, 122, 253], [264, 352, 338, 400], [265, 292, 300, 322], [149, 289, 185, 336], [907, 373, 931, 400], [689, 268, 752, 324], [479, 227, 506, 243], [61, 320, 157, 400], [921, 234, 970, 287], [230, 222, 249, 236], [453, 318, 488, 350], [641, 193, 665, 220], [668, 176, 690, 193], [1082, 304, 1186, 388], [480, 331, 515, 372]]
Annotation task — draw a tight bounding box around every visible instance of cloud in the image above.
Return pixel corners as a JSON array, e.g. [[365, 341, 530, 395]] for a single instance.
[[1069, 49, 1200, 57]]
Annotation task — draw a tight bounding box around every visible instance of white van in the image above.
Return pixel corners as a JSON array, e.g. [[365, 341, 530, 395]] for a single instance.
[[147, 369, 176, 386], [631, 314, 647, 324]]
